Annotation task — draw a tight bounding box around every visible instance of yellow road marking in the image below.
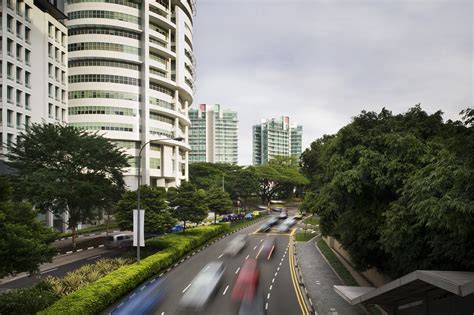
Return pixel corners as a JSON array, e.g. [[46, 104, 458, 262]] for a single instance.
[[289, 235, 310, 315]]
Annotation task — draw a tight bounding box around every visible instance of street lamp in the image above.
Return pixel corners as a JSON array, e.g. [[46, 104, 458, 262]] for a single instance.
[[136, 136, 184, 263]]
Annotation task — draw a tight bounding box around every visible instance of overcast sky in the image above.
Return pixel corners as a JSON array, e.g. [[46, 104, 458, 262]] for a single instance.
[[192, 0, 473, 165]]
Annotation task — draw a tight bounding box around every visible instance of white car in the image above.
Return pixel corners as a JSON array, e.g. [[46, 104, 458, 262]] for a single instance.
[[224, 234, 248, 256], [278, 218, 296, 232], [179, 261, 226, 311]]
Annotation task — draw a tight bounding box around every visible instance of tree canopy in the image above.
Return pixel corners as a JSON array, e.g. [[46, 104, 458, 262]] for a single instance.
[[301, 105, 474, 277], [0, 177, 57, 277], [115, 186, 176, 234], [206, 187, 232, 223], [7, 123, 129, 247], [169, 182, 208, 230]]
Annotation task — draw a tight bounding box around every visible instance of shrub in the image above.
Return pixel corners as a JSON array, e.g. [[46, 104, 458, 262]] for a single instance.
[[0, 287, 59, 315], [39, 224, 229, 315]]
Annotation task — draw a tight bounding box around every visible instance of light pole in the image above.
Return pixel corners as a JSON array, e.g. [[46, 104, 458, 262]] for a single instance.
[[136, 136, 184, 263]]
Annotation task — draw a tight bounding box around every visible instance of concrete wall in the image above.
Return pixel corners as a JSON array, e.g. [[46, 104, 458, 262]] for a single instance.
[[324, 236, 391, 287]]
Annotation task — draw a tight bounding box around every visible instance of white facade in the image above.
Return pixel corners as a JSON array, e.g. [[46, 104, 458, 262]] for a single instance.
[[65, 0, 195, 189], [1, 0, 68, 157]]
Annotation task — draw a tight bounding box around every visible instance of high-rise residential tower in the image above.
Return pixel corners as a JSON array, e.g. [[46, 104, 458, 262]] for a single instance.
[[1, 0, 68, 157], [252, 116, 303, 165], [189, 104, 238, 164], [65, 0, 195, 189]]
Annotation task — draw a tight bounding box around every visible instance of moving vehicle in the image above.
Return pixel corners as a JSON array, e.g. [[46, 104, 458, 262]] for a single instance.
[[179, 261, 226, 311], [238, 289, 265, 315], [252, 210, 261, 217], [271, 207, 283, 213], [259, 236, 276, 260], [224, 234, 248, 256], [267, 216, 279, 226], [277, 217, 296, 232], [231, 259, 260, 303], [105, 233, 133, 249], [294, 213, 303, 220], [245, 213, 253, 220], [169, 224, 184, 233], [278, 211, 288, 219], [259, 217, 278, 232], [259, 223, 271, 233]]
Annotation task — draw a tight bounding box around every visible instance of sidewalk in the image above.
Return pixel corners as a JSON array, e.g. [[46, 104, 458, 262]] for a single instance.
[[297, 238, 366, 315]]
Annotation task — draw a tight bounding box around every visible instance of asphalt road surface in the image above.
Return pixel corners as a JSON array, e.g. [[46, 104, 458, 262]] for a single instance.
[[0, 247, 125, 291], [108, 215, 309, 315]]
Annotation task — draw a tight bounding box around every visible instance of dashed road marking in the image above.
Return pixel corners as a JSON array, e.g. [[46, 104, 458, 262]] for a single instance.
[[182, 283, 192, 293], [140, 285, 146, 291], [246, 254, 250, 259], [86, 255, 102, 261], [235, 267, 240, 274], [267, 293, 271, 299], [265, 302, 269, 310], [277, 266, 280, 271], [269, 285, 273, 290], [274, 272, 278, 277], [223, 285, 229, 295], [272, 278, 275, 283], [218, 253, 224, 259], [253, 246, 258, 250], [203, 265, 211, 272]]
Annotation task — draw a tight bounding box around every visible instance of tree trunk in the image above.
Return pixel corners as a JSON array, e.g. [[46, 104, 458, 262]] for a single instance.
[[214, 213, 217, 224], [105, 213, 110, 238], [71, 224, 77, 249], [183, 221, 186, 231]]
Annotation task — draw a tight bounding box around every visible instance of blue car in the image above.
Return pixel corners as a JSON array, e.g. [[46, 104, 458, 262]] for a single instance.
[[169, 224, 184, 233], [245, 213, 253, 220]]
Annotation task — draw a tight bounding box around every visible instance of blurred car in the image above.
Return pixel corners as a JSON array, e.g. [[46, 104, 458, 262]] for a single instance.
[[245, 213, 253, 220], [271, 207, 283, 213], [220, 215, 231, 222], [267, 216, 279, 226], [252, 210, 261, 217], [259, 236, 276, 260], [258, 223, 271, 233], [224, 234, 248, 256], [294, 213, 303, 220], [111, 278, 170, 315], [277, 218, 296, 232], [238, 289, 265, 315], [169, 224, 184, 233], [179, 261, 226, 311], [105, 234, 133, 249], [231, 259, 260, 303], [278, 211, 288, 219]]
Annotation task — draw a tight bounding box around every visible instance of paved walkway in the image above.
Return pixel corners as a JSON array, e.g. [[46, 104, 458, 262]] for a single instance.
[[297, 238, 366, 315]]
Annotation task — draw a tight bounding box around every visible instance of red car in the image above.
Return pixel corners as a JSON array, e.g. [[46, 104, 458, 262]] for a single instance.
[[231, 259, 260, 303]]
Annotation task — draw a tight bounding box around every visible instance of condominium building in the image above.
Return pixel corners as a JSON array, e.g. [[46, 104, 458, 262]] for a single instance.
[[252, 116, 303, 165], [65, 0, 195, 189], [1, 0, 68, 157], [189, 104, 238, 164]]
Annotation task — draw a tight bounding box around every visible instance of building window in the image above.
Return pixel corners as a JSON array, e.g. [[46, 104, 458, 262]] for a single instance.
[[67, 10, 141, 24], [68, 42, 141, 55], [150, 158, 161, 169], [68, 74, 141, 86]]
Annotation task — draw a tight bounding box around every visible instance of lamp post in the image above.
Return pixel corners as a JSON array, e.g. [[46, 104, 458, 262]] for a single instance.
[[136, 136, 184, 263]]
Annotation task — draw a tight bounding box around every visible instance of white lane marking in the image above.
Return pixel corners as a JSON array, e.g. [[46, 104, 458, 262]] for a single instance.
[[40, 268, 58, 274], [260, 239, 264, 242], [98, 244, 104, 248], [246, 254, 250, 260], [218, 254, 224, 259], [265, 302, 269, 310], [182, 283, 192, 293], [277, 266, 280, 271], [269, 285, 273, 290], [253, 246, 258, 250], [118, 302, 124, 308], [161, 312, 165, 315], [235, 267, 241, 274], [272, 278, 275, 283], [151, 278, 156, 283], [223, 285, 230, 295], [267, 293, 271, 299], [86, 255, 102, 261], [203, 265, 211, 272], [140, 285, 146, 291], [274, 272, 278, 277], [279, 262, 282, 266]]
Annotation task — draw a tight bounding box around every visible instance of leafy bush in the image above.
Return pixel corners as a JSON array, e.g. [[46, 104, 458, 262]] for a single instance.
[[39, 224, 229, 315], [0, 287, 59, 315]]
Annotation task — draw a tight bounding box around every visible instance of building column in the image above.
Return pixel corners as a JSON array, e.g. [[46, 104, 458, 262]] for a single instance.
[[46, 210, 54, 228], [174, 145, 180, 185]]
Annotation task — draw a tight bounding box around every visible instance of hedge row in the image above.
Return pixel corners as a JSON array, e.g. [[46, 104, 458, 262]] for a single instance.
[[39, 224, 230, 315]]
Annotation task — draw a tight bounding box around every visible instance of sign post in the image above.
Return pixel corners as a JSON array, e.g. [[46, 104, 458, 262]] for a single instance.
[[133, 209, 145, 262]]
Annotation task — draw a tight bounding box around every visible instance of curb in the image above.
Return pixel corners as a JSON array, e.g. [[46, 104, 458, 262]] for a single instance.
[[111, 216, 267, 314], [55, 230, 120, 242], [57, 244, 105, 257]]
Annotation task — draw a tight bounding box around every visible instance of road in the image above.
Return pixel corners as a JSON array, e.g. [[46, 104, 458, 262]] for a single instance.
[[108, 213, 310, 315], [0, 247, 125, 291]]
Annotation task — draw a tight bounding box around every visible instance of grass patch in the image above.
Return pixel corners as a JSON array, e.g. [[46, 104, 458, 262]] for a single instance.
[[316, 239, 358, 286], [303, 215, 320, 226], [295, 232, 317, 242], [56, 223, 119, 239]]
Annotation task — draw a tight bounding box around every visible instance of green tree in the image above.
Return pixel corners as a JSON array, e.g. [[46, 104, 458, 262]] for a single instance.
[[232, 167, 260, 210], [7, 123, 129, 248], [255, 156, 309, 205], [115, 186, 176, 234], [206, 186, 232, 224], [169, 182, 208, 230], [0, 177, 57, 277], [301, 106, 474, 277]]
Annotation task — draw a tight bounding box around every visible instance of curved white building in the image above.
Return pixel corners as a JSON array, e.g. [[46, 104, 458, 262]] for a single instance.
[[65, 0, 195, 189]]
